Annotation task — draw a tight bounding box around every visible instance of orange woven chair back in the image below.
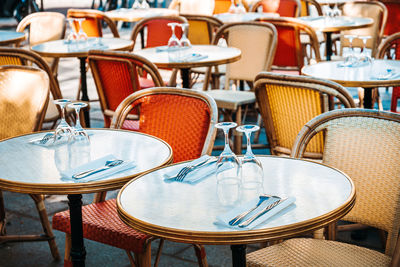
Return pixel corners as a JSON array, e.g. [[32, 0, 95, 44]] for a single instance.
[[251, 0, 300, 17], [88, 50, 163, 128], [110, 88, 218, 163], [213, 0, 250, 14], [0, 66, 49, 140], [257, 18, 320, 71], [130, 16, 187, 48], [67, 9, 119, 37]]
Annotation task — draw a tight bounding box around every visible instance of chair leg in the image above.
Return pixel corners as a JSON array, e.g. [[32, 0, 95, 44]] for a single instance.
[[153, 239, 164, 267], [193, 244, 208, 267], [134, 243, 151, 267], [64, 234, 73, 267], [30, 194, 60, 260], [0, 191, 6, 236]]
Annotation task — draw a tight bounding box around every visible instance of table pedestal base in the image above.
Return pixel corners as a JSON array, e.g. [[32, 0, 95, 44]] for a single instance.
[[231, 244, 246, 267], [68, 194, 86, 267], [79, 58, 91, 128]]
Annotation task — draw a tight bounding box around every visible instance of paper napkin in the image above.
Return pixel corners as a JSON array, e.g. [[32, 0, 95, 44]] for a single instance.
[[215, 196, 296, 230]]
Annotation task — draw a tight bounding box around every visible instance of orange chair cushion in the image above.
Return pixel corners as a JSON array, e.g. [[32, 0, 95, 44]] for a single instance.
[[52, 199, 150, 253]]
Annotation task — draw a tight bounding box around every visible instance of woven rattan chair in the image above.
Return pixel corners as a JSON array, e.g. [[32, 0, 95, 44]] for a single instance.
[[380, 0, 400, 36], [254, 72, 355, 158], [52, 87, 218, 267], [0, 65, 59, 260], [250, 0, 300, 17], [66, 8, 119, 38], [300, 0, 323, 16], [247, 108, 400, 267], [213, 0, 250, 14], [256, 17, 321, 74], [87, 50, 164, 128], [0, 47, 66, 128], [377, 32, 400, 113], [16, 12, 66, 76], [203, 22, 277, 153], [168, 0, 215, 15]]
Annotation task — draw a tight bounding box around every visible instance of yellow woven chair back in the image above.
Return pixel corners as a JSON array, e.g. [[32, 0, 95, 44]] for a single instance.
[[255, 72, 355, 158], [292, 109, 400, 256], [182, 14, 223, 45], [0, 66, 49, 140]]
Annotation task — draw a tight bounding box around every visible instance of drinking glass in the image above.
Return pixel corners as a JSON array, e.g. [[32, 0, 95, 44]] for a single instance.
[[339, 35, 358, 67], [139, 0, 150, 9], [332, 3, 341, 17], [66, 18, 78, 42], [178, 23, 191, 60], [359, 36, 373, 65], [236, 0, 246, 14], [236, 125, 264, 203], [167, 22, 182, 61], [216, 122, 241, 206], [228, 0, 236, 13], [323, 5, 333, 19], [132, 0, 141, 9], [68, 102, 89, 142], [54, 99, 73, 143], [75, 18, 88, 41]]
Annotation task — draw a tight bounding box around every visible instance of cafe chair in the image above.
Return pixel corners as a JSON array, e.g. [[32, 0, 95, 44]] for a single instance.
[[130, 15, 188, 87], [168, 0, 215, 15], [203, 21, 277, 153], [300, 0, 322, 16], [377, 32, 400, 113], [0, 65, 59, 260], [16, 11, 66, 76], [66, 8, 120, 38], [254, 72, 355, 158], [256, 17, 321, 74], [0, 47, 69, 128], [52, 87, 218, 267], [250, 0, 300, 17], [247, 108, 400, 267], [213, 0, 250, 14], [380, 0, 400, 37], [87, 50, 164, 128]]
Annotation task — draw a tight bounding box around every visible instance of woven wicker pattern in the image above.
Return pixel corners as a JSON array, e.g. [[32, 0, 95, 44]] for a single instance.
[[132, 94, 211, 163], [321, 116, 400, 254], [251, 0, 300, 17], [0, 55, 23, 66], [247, 238, 391, 267], [52, 199, 149, 253], [266, 84, 324, 154], [144, 19, 183, 48], [0, 66, 49, 140]]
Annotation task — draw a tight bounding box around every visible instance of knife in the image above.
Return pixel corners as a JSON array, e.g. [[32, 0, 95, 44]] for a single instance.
[[238, 198, 287, 228]]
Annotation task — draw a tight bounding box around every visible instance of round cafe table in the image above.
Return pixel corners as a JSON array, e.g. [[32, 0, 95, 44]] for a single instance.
[[302, 59, 400, 108], [31, 37, 134, 127], [298, 16, 373, 61], [117, 156, 355, 267], [134, 44, 241, 88], [0, 129, 172, 267], [105, 7, 178, 23], [0, 30, 26, 46]]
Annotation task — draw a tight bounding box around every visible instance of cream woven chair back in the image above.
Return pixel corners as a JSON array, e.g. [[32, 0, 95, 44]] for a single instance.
[[255, 72, 355, 158], [212, 22, 277, 89], [340, 1, 387, 57], [0, 66, 49, 140], [292, 108, 400, 255]]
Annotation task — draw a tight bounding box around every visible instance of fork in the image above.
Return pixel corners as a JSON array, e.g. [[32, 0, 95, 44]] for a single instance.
[[35, 133, 54, 144], [167, 157, 216, 182]]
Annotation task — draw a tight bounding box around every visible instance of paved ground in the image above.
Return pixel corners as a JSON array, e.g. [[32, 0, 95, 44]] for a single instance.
[[0, 1, 393, 266]]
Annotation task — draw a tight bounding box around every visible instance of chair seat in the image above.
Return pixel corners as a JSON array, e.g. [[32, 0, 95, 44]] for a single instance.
[[52, 198, 151, 253], [246, 238, 391, 267], [205, 90, 255, 110]]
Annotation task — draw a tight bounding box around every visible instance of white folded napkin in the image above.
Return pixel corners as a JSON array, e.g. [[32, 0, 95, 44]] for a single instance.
[[61, 154, 136, 183], [155, 45, 190, 52], [29, 133, 67, 147], [215, 196, 296, 230], [163, 155, 217, 184]]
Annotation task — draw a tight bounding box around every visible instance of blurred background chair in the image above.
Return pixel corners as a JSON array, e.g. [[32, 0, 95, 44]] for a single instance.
[[377, 32, 400, 113], [250, 0, 300, 17], [379, 0, 400, 37], [254, 72, 355, 158], [52, 87, 218, 267], [213, 0, 250, 14], [256, 17, 321, 75], [168, 0, 215, 15], [247, 108, 400, 267], [203, 21, 277, 153], [16, 11, 66, 77], [300, 0, 322, 16], [130, 15, 187, 86], [88, 50, 164, 128], [0, 65, 59, 260]]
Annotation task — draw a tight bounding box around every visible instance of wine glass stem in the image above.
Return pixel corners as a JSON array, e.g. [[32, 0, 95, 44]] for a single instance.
[[223, 128, 232, 153], [75, 108, 81, 128], [61, 105, 66, 121], [244, 131, 254, 157]]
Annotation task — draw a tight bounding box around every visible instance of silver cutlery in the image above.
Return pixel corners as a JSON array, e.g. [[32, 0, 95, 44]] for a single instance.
[[238, 198, 287, 228], [72, 159, 124, 179], [166, 157, 217, 182], [229, 195, 280, 226]]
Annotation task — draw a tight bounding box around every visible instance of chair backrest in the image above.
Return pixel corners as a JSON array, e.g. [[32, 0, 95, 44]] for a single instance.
[[110, 87, 218, 163], [181, 14, 223, 45], [256, 17, 320, 72], [340, 1, 387, 57], [169, 0, 215, 15], [88, 50, 164, 128], [130, 16, 187, 49], [250, 0, 300, 17], [291, 108, 400, 256], [0, 47, 63, 123], [254, 72, 356, 158], [300, 0, 323, 16], [0, 65, 49, 140], [213, 0, 250, 14], [379, 0, 400, 36], [67, 9, 120, 38], [209, 22, 277, 90]]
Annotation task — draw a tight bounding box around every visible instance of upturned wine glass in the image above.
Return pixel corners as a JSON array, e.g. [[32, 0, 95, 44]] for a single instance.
[[139, 0, 150, 9], [228, 0, 236, 13], [66, 18, 78, 42], [68, 102, 89, 142], [54, 99, 73, 143], [75, 18, 88, 41], [236, 0, 246, 13], [215, 122, 241, 206], [132, 0, 141, 9], [359, 36, 373, 64], [236, 125, 264, 202], [339, 34, 358, 67], [167, 22, 182, 61]]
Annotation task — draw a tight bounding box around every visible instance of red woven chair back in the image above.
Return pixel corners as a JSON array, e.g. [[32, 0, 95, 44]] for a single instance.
[[88, 51, 163, 128], [259, 0, 300, 17], [111, 88, 218, 163], [381, 1, 400, 36], [67, 9, 119, 37]]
